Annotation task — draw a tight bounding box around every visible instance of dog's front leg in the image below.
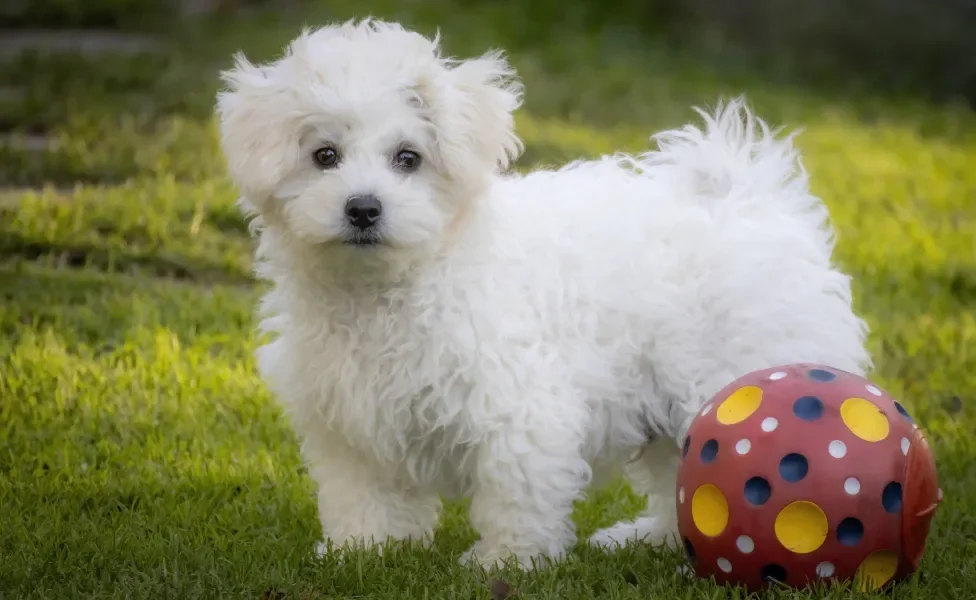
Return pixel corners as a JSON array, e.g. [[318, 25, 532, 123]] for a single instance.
[[460, 386, 591, 570], [302, 432, 441, 555]]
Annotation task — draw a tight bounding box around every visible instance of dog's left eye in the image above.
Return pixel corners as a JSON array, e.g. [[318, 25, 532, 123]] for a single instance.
[[393, 150, 422, 172], [313, 146, 340, 169]]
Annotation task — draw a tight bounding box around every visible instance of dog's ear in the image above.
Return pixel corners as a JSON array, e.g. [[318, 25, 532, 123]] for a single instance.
[[216, 52, 302, 205], [426, 51, 524, 183]]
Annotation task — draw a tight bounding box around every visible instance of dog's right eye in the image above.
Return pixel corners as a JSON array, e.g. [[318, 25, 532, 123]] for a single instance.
[[313, 147, 340, 168]]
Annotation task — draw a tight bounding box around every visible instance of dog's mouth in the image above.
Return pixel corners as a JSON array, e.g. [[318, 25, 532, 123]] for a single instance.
[[342, 231, 384, 248]]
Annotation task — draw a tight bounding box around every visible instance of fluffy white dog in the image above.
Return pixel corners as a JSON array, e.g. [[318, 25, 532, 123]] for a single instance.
[[216, 19, 872, 569]]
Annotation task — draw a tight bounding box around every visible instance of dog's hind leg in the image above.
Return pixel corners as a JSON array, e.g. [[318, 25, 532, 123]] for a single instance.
[[587, 436, 681, 551]]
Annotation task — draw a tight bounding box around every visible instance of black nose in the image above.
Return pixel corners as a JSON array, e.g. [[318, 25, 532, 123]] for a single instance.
[[344, 195, 382, 229]]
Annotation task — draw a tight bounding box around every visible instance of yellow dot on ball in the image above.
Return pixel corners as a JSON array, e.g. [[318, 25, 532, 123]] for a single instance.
[[841, 397, 890, 442], [855, 550, 899, 591], [717, 386, 763, 425], [692, 484, 729, 537], [774, 501, 828, 554]]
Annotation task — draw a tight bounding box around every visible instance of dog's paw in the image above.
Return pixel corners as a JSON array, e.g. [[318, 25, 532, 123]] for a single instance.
[[459, 541, 503, 570], [313, 540, 351, 564], [458, 544, 482, 567], [588, 516, 671, 550], [460, 541, 565, 571], [315, 533, 435, 563], [312, 536, 379, 563]]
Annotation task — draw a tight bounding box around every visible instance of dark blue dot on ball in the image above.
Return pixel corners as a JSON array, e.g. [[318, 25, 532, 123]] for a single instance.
[[894, 401, 915, 424], [837, 518, 864, 546], [682, 436, 691, 458], [883, 482, 903, 513], [684, 537, 696, 563], [700, 439, 719, 464], [808, 369, 836, 382], [793, 396, 824, 421], [761, 564, 788, 584], [779, 453, 809, 483], [744, 476, 772, 505]]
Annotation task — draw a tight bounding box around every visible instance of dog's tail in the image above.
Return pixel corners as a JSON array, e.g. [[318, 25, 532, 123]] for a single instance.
[[621, 96, 829, 227]]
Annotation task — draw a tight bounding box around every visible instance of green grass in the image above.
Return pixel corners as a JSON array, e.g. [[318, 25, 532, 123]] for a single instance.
[[2, 1, 976, 598]]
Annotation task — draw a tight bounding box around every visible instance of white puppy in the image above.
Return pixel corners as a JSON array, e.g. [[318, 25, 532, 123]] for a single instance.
[[216, 19, 871, 569]]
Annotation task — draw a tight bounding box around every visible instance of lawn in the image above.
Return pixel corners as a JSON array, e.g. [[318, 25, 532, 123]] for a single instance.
[[2, 1, 975, 598]]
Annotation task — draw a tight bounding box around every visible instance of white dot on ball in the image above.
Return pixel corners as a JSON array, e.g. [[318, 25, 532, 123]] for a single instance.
[[865, 384, 883, 397], [938, 488, 943, 501], [717, 558, 732, 573], [769, 371, 787, 381], [829, 440, 847, 458], [736, 535, 755, 554], [761, 417, 779, 432], [735, 439, 752, 455], [816, 562, 836, 577], [701, 404, 713, 416], [901, 437, 911, 456], [679, 487, 685, 504], [844, 477, 861, 495]]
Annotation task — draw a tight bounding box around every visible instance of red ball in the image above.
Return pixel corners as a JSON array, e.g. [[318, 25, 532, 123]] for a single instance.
[[676, 364, 942, 592]]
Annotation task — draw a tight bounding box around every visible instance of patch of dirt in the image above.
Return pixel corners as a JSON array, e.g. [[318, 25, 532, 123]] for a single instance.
[[489, 580, 517, 600]]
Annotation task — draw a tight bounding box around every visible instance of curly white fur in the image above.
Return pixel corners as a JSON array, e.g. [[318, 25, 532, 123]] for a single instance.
[[216, 19, 872, 569]]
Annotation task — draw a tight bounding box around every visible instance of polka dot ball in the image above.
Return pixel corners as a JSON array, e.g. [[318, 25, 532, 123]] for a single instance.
[[676, 364, 942, 592]]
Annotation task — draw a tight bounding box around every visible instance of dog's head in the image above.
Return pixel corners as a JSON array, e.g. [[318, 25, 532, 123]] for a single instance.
[[216, 19, 522, 256]]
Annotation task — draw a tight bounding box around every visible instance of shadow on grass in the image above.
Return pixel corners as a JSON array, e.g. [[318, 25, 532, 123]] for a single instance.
[[0, 232, 253, 284], [0, 263, 260, 360], [0, 475, 321, 596], [0, 472, 687, 599]]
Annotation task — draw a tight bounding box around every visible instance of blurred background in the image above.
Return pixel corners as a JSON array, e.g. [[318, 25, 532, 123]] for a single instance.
[[1, 0, 975, 190], [3, 0, 976, 108]]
